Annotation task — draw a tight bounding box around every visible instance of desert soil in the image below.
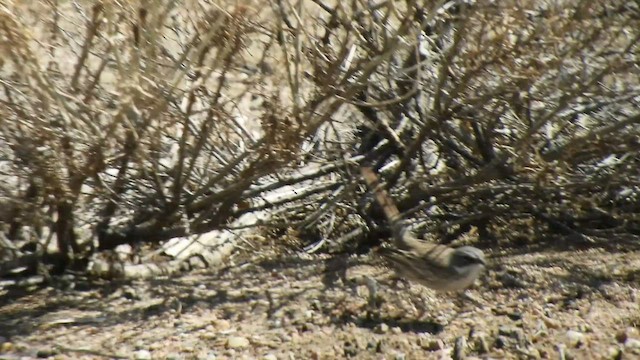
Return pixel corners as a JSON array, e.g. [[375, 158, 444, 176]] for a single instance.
[[1, 247, 639, 360]]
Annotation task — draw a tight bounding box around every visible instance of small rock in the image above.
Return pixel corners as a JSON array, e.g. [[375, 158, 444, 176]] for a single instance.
[[114, 244, 133, 260], [453, 336, 467, 360], [542, 316, 561, 329], [420, 339, 445, 351], [616, 330, 628, 343], [494, 336, 508, 349], [200, 352, 217, 360], [393, 351, 406, 360], [225, 349, 236, 357], [36, 348, 58, 358], [498, 325, 516, 337], [201, 331, 217, 340], [391, 326, 402, 334], [556, 344, 567, 360], [374, 323, 389, 334], [300, 322, 313, 332], [498, 272, 527, 288], [123, 286, 142, 300], [309, 300, 321, 311], [625, 338, 640, 349], [566, 330, 585, 347], [263, 354, 278, 360], [148, 341, 164, 350], [213, 319, 231, 331], [343, 341, 358, 357], [617, 327, 640, 343], [366, 340, 377, 350], [269, 319, 283, 328], [0, 342, 14, 352], [522, 347, 540, 358], [498, 325, 523, 343], [607, 346, 622, 360], [538, 348, 549, 358], [133, 349, 152, 360], [226, 336, 250, 349], [470, 332, 489, 353], [532, 322, 548, 343], [507, 312, 523, 321], [367, 339, 384, 353], [578, 324, 593, 333]]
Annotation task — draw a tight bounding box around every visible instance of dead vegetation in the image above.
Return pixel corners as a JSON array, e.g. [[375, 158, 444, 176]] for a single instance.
[[1, 1, 640, 359], [0, 0, 639, 296]]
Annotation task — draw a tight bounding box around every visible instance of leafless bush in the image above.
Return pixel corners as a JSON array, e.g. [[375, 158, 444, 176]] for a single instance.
[[297, 0, 640, 248], [0, 0, 318, 276]]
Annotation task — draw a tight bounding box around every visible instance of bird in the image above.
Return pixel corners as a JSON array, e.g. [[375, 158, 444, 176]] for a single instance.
[[360, 166, 486, 292], [376, 244, 486, 292]]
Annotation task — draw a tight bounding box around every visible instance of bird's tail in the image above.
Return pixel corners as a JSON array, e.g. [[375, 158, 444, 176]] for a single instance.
[[360, 166, 418, 249]]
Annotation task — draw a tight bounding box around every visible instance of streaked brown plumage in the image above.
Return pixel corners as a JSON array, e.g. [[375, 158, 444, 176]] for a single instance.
[[360, 166, 486, 292]]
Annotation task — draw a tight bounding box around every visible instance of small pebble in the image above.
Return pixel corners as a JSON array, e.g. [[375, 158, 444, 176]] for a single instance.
[[36, 348, 57, 358], [393, 351, 406, 360], [538, 348, 549, 358], [133, 349, 152, 360], [227, 336, 250, 349], [470, 332, 489, 353], [374, 323, 389, 334], [200, 352, 217, 360], [421, 339, 445, 351], [213, 319, 231, 331], [494, 336, 508, 349], [607, 346, 622, 359], [616, 331, 628, 343], [542, 316, 561, 329], [498, 325, 519, 338], [617, 327, 640, 343], [507, 312, 523, 321], [0, 342, 13, 352], [566, 330, 585, 347], [625, 338, 640, 349], [453, 336, 467, 360], [343, 341, 358, 357]]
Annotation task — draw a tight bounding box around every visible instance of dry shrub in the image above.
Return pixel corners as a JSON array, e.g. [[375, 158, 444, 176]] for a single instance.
[[0, 0, 310, 273], [284, 0, 640, 249]]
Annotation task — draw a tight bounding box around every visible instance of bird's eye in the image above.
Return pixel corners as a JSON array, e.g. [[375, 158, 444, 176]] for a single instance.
[[461, 254, 484, 265]]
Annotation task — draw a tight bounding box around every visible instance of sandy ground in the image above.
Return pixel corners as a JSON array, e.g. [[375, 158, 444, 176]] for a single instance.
[[1, 247, 639, 359]]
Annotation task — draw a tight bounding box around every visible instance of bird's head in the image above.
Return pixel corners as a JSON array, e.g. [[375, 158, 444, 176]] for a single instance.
[[451, 246, 486, 268], [449, 246, 487, 290]]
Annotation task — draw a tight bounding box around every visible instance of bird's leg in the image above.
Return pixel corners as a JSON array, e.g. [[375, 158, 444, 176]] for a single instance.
[[363, 275, 385, 320], [364, 276, 380, 306]]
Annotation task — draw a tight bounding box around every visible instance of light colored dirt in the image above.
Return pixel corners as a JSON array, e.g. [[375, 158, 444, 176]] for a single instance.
[[1, 248, 639, 359]]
